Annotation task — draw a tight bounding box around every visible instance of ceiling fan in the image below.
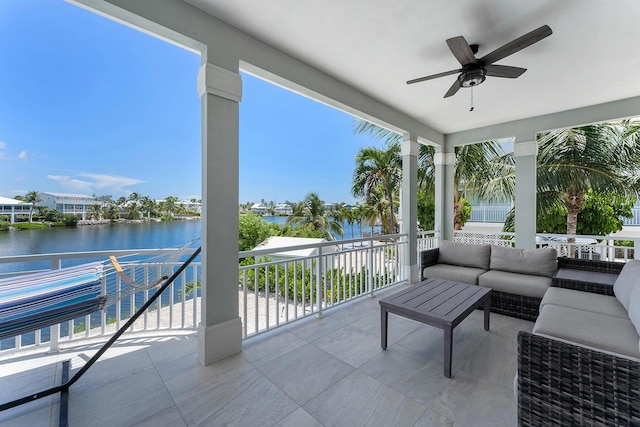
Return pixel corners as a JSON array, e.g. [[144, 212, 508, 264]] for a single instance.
[[407, 25, 552, 98]]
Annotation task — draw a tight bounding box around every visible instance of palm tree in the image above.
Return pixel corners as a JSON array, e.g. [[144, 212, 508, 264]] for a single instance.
[[341, 207, 356, 239], [453, 143, 514, 229], [353, 119, 513, 231], [287, 192, 343, 239], [140, 196, 156, 220], [536, 123, 639, 239], [87, 204, 103, 220], [163, 196, 179, 218], [24, 190, 42, 223], [352, 143, 401, 234]]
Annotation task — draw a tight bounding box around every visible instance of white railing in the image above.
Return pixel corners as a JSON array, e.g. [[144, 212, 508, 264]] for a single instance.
[[237, 234, 408, 338], [433, 230, 639, 262], [0, 249, 200, 355], [417, 230, 439, 252], [468, 205, 511, 223], [535, 233, 639, 262], [453, 230, 516, 246], [0, 234, 411, 354]]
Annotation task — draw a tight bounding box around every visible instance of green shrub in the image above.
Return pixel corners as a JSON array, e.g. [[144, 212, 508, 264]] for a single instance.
[[12, 222, 48, 230], [0, 221, 10, 231]]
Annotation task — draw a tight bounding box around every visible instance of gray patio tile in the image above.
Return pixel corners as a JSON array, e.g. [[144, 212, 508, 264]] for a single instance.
[[174, 367, 298, 426], [68, 366, 174, 427], [273, 407, 323, 427], [256, 344, 354, 405], [284, 314, 347, 343], [242, 329, 306, 365], [360, 342, 452, 406], [313, 323, 382, 367], [304, 370, 427, 427], [427, 377, 517, 427], [136, 406, 187, 427], [457, 331, 519, 389]]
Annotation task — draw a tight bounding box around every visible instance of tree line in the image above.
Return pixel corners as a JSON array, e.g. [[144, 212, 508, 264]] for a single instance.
[[11, 191, 201, 223], [350, 119, 640, 239]]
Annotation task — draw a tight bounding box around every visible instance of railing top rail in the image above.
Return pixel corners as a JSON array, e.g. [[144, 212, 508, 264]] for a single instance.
[[239, 233, 407, 259], [0, 248, 195, 265], [536, 233, 640, 241], [454, 230, 516, 237]]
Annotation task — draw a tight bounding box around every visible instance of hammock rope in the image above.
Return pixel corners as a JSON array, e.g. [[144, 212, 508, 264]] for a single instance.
[[0, 245, 203, 424], [0, 238, 199, 341]]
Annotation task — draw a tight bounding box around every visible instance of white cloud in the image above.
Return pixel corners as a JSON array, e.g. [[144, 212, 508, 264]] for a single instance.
[[18, 150, 27, 160], [47, 175, 95, 193], [0, 141, 5, 149], [46, 172, 144, 196]]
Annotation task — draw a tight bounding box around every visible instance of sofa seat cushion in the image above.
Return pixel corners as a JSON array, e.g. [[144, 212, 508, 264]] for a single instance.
[[533, 304, 640, 360], [422, 264, 486, 286], [614, 259, 640, 310], [437, 240, 491, 270], [541, 287, 628, 319], [554, 268, 618, 285], [489, 245, 557, 277], [478, 270, 551, 299]]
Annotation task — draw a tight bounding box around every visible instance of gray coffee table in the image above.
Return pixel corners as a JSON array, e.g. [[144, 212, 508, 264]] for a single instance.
[[379, 278, 492, 378]]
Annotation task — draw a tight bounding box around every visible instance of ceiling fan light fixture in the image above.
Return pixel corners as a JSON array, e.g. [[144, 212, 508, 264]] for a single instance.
[[459, 68, 486, 88]]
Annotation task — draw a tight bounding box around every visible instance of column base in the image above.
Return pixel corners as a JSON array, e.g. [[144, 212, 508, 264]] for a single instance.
[[404, 264, 420, 284], [197, 317, 242, 366]]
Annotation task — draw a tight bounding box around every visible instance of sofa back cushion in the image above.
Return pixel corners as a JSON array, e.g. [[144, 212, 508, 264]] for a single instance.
[[489, 246, 557, 277], [614, 259, 640, 310], [627, 283, 640, 350], [437, 240, 491, 270]]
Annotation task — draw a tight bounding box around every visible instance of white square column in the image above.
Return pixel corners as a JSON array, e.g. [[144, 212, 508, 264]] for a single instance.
[[434, 147, 455, 241], [401, 136, 419, 283], [514, 140, 538, 249], [197, 62, 243, 365]]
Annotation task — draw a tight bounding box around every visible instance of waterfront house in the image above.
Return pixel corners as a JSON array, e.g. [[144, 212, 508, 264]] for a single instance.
[[3, 1, 640, 425], [274, 203, 292, 216], [250, 202, 268, 215], [0, 196, 32, 223], [39, 192, 99, 221]]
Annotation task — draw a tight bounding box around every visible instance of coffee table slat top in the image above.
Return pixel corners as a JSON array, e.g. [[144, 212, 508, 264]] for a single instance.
[[380, 278, 491, 325]]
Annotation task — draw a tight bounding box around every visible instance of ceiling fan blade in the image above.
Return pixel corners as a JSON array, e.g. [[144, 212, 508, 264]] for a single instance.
[[480, 25, 552, 65], [446, 36, 477, 66], [485, 64, 527, 78], [444, 80, 461, 98], [406, 69, 462, 85]]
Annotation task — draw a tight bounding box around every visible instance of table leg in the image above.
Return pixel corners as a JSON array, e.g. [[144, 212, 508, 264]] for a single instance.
[[444, 327, 453, 378], [484, 296, 491, 331], [381, 308, 388, 350]]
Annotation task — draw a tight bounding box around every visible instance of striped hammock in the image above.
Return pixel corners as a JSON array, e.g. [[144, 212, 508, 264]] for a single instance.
[[0, 262, 106, 341]]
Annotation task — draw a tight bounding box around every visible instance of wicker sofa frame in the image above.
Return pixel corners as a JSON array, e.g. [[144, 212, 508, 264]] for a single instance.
[[419, 248, 542, 322], [518, 258, 640, 426]]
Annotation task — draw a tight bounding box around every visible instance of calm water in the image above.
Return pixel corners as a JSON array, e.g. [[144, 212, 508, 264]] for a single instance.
[[262, 216, 379, 240], [0, 217, 378, 273], [0, 220, 202, 274]]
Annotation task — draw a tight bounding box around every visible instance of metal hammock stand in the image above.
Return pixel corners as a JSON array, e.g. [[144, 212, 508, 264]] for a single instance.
[[0, 246, 201, 427]]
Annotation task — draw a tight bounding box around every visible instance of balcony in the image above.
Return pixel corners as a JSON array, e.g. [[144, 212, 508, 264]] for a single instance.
[[0, 281, 531, 426], [0, 232, 635, 425]]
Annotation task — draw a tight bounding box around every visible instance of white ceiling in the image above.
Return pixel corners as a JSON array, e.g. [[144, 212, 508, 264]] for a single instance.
[[184, 0, 640, 135]]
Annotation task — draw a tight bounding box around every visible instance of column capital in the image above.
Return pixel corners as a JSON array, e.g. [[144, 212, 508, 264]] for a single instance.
[[514, 140, 537, 157], [197, 63, 242, 102], [401, 140, 420, 156], [434, 152, 455, 166]]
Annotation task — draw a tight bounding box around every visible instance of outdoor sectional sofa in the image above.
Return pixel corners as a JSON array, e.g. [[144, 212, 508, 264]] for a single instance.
[[518, 257, 640, 426], [420, 240, 558, 321], [420, 242, 640, 424]]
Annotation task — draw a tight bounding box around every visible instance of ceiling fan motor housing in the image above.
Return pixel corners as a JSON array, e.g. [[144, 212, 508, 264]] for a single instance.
[[458, 66, 486, 87]]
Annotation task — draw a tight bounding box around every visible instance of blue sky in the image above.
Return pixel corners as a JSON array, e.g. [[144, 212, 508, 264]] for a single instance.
[[0, 1, 384, 205]]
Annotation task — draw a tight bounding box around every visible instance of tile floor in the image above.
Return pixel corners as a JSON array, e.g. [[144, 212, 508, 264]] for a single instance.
[[0, 284, 534, 426]]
